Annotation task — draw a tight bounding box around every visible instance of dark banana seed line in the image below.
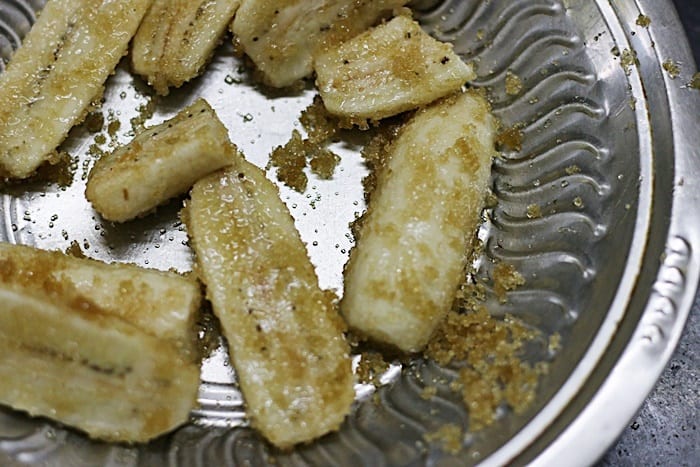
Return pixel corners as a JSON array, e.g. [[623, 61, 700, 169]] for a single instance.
[[16, 342, 133, 377]]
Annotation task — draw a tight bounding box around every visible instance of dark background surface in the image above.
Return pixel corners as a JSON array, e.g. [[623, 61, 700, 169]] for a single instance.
[[598, 1, 699, 466], [674, 0, 700, 66]]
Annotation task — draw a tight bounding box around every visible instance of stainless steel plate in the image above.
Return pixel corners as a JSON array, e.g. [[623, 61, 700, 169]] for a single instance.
[[0, 0, 698, 465]]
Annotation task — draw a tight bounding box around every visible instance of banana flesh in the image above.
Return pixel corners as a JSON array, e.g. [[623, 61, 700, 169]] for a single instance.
[[231, 0, 409, 88], [0, 0, 154, 179], [184, 159, 354, 449], [132, 0, 241, 95], [341, 91, 497, 353], [86, 98, 235, 222], [315, 15, 476, 121], [0, 242, 202, 442]]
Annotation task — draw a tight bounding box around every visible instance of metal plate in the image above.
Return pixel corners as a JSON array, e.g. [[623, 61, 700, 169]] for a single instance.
[[0, 0, 698, 465]]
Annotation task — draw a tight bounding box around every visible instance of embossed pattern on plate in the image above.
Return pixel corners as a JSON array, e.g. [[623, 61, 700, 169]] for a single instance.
[[0, 0, 697, 466]]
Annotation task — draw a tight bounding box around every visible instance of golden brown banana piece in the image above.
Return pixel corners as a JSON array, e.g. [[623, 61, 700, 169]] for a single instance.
[[231, 0, 409, 88], [184, 158, 354, 449], [0, 242, 202, 443], [315, 15, 476, 121], [341, 91, 497, 353], [86, 99, 235, 223], [0, 0, 153, 179], [132, 0, 241, 95]]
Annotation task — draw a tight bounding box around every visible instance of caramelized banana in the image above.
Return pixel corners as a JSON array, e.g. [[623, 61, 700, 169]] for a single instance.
[[315, 15, 476, 121], [132, 0, 241, 95], [184, 159, 354, 448], [86, 99, 235, 222], [231, 0, 408, 88], [341, 91, 497, 353], [0, 242, 202, 442], [0, 0, 153, 179]]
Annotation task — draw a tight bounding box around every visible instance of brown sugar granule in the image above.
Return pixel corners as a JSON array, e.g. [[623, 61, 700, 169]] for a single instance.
[[493, 262, 525, 303], [420, 385, 438, 400], [526, 204, 542, 219], [231, 36, 246, 58], [87, 143, 107, 160], [662, 59, 681, 79], [107, 119, 121, 139], [426, 306, 517, 367], [423, 423, 463, 455], [548, 332, 562, 353], [500, 355, 539, 411], [269, 97, 347, 191], [309, 148, 340, 179], [300, 95, 340, 144], [620, 48, 639, 75], [689, 72, 700, 89], [636, 14, 651, 28], [496, 125, 523, 152], [269, 130, 309, 192], [484, 191, 499, 209], [84, 112, 105, 133], [458, 367, 501, 430], [355, 351, 390, 386], [534, 361, 550, 376], [65, 240, 86, 259], [505, 70, 523, 96], [349, 123, 402, 240], [565, 164, 581, 175], [359, 123, 402, 201], [425, 306, 541, 430], [130, 97, 157, 133], [15, 150, 75, 188]]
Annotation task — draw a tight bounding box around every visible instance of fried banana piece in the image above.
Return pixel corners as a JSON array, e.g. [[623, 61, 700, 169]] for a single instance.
[[132, 0, 241, 95], [86, 99, 235, 222], [315, 15, 476, 121], [184, 160, 354, 449], [0, 0, 153, 179], [0, 242, 202, 443], [231, 0, 408, 88], [341, 91, 497, 353]]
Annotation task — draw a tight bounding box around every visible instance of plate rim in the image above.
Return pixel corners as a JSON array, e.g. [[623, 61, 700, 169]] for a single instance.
[[482, 0, 700, 465]]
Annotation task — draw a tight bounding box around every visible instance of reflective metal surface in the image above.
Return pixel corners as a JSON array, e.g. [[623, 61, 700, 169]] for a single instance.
[[0, 0, 698, 465]]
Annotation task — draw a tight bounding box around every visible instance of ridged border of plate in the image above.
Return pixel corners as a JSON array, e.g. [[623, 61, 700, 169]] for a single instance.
[[498, 0, 700, 464]]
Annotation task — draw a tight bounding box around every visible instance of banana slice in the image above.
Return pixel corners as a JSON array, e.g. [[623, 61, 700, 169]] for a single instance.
[[0, 242, 202, 443], [315, 15, 476, 122], [231, 0, 409, 88], [132, 0, 241, 95], [0, 0, 153, 179], [184, 159, 354, 449], [341, 90, 497, 353], [86, 99, 235, 223]]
